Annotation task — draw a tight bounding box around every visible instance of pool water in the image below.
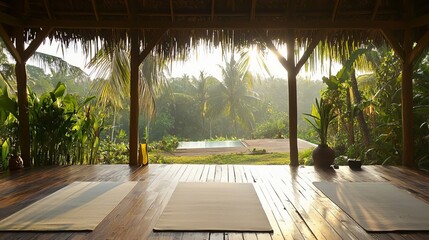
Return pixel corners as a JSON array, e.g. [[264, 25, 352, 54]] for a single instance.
[[177, 140, 245, 149]]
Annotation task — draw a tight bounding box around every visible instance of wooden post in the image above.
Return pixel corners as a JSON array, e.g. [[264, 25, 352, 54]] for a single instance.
[[401, 59, 414, 167], [286, 33, 299, 166], [14, 28, 31, 167], [15, 61, 31, 167], [0, 25, 52, 168], [260, 31, 321, 166], [382, 27, 429, 168], [402, 27, 414, 168], [129, 29, 140, 166]]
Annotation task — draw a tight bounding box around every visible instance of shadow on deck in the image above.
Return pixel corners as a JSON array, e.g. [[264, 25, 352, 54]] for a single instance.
[[0, 164, 428, 240]]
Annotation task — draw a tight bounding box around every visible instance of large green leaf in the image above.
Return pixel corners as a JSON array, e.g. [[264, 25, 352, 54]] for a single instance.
[[2, 139, 10, 162], [52, 82, 66, 98], [0, 88, 18, 118]]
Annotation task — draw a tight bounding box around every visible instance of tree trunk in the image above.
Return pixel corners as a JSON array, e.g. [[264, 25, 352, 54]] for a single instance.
[[111, 107, 117, 142], [350, 69, 370, 148], [346, 88, 355, 145], [201, 113, 205, 139]]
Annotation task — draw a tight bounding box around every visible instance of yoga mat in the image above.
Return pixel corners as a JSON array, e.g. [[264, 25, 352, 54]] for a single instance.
[[154, 182, 272, 232], [0, 181, 137, 231], [314, 181, 429, 232]]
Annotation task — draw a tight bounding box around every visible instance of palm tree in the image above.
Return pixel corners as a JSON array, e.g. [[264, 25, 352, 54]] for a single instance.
[[209, 56, 259, 136], [87, 42, 166, 142]]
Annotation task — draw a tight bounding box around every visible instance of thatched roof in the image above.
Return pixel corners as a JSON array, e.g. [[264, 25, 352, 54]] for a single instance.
[[1, 0, 429, 58]]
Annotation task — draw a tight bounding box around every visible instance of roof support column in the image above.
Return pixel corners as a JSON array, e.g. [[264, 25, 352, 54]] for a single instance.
[[382, 27, 429, 168], [15, 33, 31, 167], [285, 32, 299, 166], [401, 28, 414, 168], [129, 29, 140, 166], [129, 29, 166, 166], [260, 31, 321, 166], [0, 25, 51, 168]]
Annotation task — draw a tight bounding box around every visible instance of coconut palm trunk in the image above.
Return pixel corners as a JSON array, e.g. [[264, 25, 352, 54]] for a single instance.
[[346, 88, 355, 144], [351, 69, 371, 147]]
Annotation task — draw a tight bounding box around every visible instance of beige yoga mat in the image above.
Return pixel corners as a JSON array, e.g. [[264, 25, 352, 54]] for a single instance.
[[0, 181, 137, 231], [313, 181, 429, 232], [154, 182, 273, 232]]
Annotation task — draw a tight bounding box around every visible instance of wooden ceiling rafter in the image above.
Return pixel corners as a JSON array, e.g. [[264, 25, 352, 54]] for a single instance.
[[91, 0, 100, 22], [43, 0, 53, 19], [371, 0, 381, 21], [23, 27, 53, 61], [139, 29, 167, 63], [0, 24, 22, 63], [169, 0, 174, 22], [381, 29, 405, 60], [250, 0, 257, 21], [125, 0, 131, 19], [295, 34, 323, 72], [25, 19, 406, 30], [409, 29, 429, 63], [331, 0, 341, 22], [0, 12, 21, 26], [211, 0, 215, 21]]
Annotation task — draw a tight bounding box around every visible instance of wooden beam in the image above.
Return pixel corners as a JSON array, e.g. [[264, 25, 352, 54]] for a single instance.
[[259, 32, 289, 70], [0, 24, 22, 64], [25, 19, 406, 30], [295, 34, 322, 72], [211, 0, 215, 21], [259, 30, 299, 166], [402, 30, 414, 168], [286, 31, 299, 167], [44, 0, 53, 19], [409, 30, 429, 64], [381, 29, 405, 61], [410, 13, 429, 28], [15, 27, 31, 167], [0, 12, 22, 26], [169, 0, 174, 22], [250, 0, 257, 20], [23, 27, 53, 61], [331, 0, 340, 22], [401, 0, 414, 168], [129, 29, 140, 166], [139, 29, 167, 63], [125, 0, 131, 19], [371, 0, 381, 20], [91, 0, 100, 21]]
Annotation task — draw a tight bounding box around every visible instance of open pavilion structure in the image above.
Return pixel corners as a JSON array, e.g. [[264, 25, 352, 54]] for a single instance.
[[1, 0, 429, 168], [2, 1, 429, 239]]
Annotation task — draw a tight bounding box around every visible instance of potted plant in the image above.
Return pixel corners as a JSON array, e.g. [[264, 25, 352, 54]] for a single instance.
[[8, 137, 23, 171], [304, 98, 337, 168], [346, 144, 362, 170]]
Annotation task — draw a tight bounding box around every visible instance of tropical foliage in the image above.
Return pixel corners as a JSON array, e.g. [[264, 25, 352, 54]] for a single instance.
[[3, 40, 429, 170], [304, 98, 336, 146]]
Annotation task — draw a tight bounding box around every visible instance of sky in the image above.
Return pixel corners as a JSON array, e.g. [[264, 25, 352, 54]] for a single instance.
[[34, 40, 334, 81]]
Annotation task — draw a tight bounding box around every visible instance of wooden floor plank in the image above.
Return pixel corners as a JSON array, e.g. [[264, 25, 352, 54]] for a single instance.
[[1, 165, 429, 239]]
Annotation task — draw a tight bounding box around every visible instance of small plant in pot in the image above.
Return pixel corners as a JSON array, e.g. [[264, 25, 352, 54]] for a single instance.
[[8, 140, 23, 171], [346, 143, 362, 170], [304, 98, 337, 168]]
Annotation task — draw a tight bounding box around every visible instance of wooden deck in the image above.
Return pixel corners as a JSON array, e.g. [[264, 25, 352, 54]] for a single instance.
[[0, 164, 429, 240]]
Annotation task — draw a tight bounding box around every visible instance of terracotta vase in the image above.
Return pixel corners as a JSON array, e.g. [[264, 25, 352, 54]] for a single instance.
[[9, 155, 24, 171], [312, 144, 335, 168]]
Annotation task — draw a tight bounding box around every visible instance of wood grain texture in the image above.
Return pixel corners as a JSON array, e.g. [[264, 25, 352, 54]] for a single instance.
[[0, 165, 428, 239]]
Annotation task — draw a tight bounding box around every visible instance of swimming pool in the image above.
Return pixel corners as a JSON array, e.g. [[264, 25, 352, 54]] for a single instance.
[[177, 140, 245, 149]]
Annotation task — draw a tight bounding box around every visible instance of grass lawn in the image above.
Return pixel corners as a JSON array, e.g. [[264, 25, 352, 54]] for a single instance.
[[149, 149, 313, 165]]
